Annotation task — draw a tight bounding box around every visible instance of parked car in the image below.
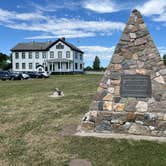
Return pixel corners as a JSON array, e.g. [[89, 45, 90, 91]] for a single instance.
[[9, 72, 22, 80], [26, 71, 43, 79], [38, 71, 49, 78], [26, 71, 49, 79], [0, 71, 11, 80], [21, 72, 30, 80]]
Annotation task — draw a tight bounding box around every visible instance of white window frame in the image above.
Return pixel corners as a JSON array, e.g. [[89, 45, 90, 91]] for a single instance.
[[50, 51, 54, 58], [22, 63, 26, 69], [35, 52, 39, 59], [42, 52, 47, 59], [22, 52, 26, 59], [15, 52, 19, 59], [16, 63, 19, 69], [29, 63, 33, 69], [58, 51, 62, 58], [29, 52, 32, 59], [66, 51, 70, 58]]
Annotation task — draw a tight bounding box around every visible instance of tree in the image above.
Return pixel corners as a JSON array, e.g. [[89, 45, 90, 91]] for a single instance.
[[100, 66, 107, 71], [93, 56, 100, 71], [0, 52, 10, 70], [84, 66, 93, 71], [163, 54, 166, 66]]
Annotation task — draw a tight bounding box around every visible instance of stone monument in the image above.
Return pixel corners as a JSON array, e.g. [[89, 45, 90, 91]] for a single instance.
[[81, 9, 166, 136]]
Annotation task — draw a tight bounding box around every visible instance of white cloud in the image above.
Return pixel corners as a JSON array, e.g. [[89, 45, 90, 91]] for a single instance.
[[137, 0, 166, 22], [30, 2, 59, 12], [79, 45, 115, 66], [83, 0, 121, 13], [0, 9, 45, 23], [25, 31, 96, 39], [0, 8, 125, 39], [79, 45, 115, 61], [15, 13, 46, 21], [30, 1, 81, 12], [153, 13, 166, 22], [137, 0, 166, 16]]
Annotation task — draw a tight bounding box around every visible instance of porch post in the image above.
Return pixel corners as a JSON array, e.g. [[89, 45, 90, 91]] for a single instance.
[[60, 61, 61, 72], [47, 62, 49, 72], [43, 63, 45, 71], [68, 61, 69, 72]]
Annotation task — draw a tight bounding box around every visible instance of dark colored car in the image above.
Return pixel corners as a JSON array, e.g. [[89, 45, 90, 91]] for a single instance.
[[26, 71, 43, 78], [9, 72, 22, 80], [0, 71, 11, 80]]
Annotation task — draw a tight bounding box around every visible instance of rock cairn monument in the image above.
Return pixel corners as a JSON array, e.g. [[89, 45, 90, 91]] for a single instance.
[[81, 10, 166, 136]]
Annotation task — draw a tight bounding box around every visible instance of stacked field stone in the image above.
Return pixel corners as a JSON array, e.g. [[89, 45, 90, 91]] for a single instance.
[[81, 9, 166, 136]]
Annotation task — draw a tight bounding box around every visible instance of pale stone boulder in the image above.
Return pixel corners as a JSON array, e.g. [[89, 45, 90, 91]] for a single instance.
[[154, 76, 165, 84], [108, 87, 114, 93], [128, 123, 150, 135], [136, 101, 148, 112], [129, 33, 136, 39]]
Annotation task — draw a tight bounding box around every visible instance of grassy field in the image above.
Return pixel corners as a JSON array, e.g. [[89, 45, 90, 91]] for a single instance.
[[0, 75, 166, 166]]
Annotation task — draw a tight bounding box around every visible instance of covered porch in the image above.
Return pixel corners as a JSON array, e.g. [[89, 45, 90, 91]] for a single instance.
[[44, 58, 74, 73]]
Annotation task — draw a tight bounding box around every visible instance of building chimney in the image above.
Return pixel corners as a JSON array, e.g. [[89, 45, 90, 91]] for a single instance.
[[61, 37, 65, 41]]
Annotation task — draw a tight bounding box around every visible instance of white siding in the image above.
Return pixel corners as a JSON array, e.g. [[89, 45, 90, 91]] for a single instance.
[[73, 51, 84, 72], [49, 41, 73, 60], [12, 40, 84, 73], [12, 51, 47, 71]]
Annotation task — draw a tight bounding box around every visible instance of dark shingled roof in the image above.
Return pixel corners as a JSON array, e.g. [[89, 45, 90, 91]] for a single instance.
[[11, 38, 84, 53], [11, 42, 53, 51]]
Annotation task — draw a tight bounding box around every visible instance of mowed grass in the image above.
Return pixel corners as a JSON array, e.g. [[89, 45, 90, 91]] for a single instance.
[[0, 75, 166, 166]]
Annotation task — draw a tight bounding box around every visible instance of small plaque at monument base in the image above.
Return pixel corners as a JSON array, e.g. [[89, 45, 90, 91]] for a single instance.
[[120, 75, 152, 98]]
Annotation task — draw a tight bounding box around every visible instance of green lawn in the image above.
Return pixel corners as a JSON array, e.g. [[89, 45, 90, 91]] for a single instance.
[[0, 75, 166, 166]]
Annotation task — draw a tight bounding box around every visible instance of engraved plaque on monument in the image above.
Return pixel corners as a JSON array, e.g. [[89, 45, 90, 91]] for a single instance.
[[120, 75, 152, 98]]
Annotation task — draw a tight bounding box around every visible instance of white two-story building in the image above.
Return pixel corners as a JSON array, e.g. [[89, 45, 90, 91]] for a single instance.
[[11, 38, 84, 74]]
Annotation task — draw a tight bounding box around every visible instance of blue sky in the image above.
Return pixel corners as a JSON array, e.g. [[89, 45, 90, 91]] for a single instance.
[[0, 0, 166, 67]]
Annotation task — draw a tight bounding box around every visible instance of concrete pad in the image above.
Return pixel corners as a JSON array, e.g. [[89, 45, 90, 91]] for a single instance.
[[75, 132, 166, 142]]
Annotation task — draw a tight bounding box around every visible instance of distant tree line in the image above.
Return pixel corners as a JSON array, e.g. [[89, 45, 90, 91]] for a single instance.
[[84, 56, 107, 71], [0, 52, 11, 70], [163, 54, 166, 66]]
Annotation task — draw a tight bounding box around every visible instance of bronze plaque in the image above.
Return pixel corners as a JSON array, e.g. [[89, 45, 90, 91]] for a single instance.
[[120, 75, 152, 98]]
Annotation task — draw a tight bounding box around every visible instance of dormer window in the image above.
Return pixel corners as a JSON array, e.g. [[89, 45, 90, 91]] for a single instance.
[[56, 43, 64, 49]]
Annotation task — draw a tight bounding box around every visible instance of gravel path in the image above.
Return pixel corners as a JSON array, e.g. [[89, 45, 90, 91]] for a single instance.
[[75, 132, 166, 142]]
